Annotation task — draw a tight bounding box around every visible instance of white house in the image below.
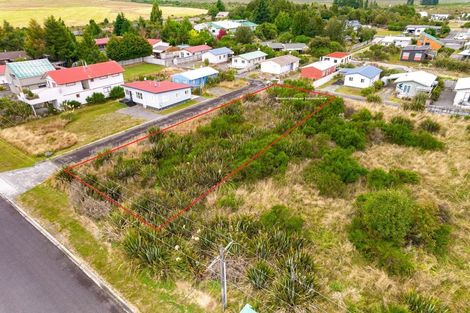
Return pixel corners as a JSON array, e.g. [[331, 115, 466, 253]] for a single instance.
[[5, 58, 55, 94], [0, 65, 6, 84], [320, 52, 352, 65], [453, 77, 470, 106], [376, 36, 413, 48], [431, 14, 450, 21], [340, 65, 382, 89], [387, 71, 437, 98], [178, 45, 212, 59], [260, 55, 300, 75], [419, 11, 428, 18], [231, 51, 267, 70], [123, 80, 192, 110], [202, 47, 234, 64], [403, 25, 441, 36], [194, 20, 258, 37], [19, 61, 124, 109]]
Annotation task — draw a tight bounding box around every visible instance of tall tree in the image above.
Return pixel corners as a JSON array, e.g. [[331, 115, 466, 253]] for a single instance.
[[84, 19, 102, 38], [113, 13, 132, 35], [44, 16, 76, 63], [76, 33, 108, 64], [252, 0, 270, 24], [150, 0, 163, 26], [234, 26, 254, 44], [106, 33, 152, 61], [24, 19, 46, 59], [0, 21, 25, 51], [216, 0, 226, 12], [324, 17, 345, 43], [274, 12, 291, 32]]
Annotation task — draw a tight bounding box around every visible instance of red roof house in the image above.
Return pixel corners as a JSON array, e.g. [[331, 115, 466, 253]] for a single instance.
[[94, 37, 111, 48], [147, 38, 162, 46], [0, 65, 6, 84], [0, 65, 5, 75], [301, 61, 337, 80], [47, 61, 124, 85], [183, 45, 212, 55], [320, 52, 352, 64]]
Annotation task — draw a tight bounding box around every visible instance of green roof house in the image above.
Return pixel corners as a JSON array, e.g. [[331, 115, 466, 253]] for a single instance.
[[5, 58, 55, 94]]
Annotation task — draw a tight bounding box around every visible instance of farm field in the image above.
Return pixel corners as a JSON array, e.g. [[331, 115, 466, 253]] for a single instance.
[[29, 83, 470, 312], [0, 0, 207, 27], [0, 102, 143, 157]]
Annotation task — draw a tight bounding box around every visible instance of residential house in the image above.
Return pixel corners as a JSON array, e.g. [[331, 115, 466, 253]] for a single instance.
[[403, 25, 441, 36], [320, 52, 352, 65], [301, 61, 337, 80], [4, 58, 55, 94], [260, 55, 300, 75], [123, 80, 192, 110], [346, 20, 362, 31], [171, 67, 219, 88], [431, 14, 450, 21], [151, 44, 179, 65], [400, 45, 435, 62], [375, 36, 413, 48], [0, 65, 6, 84], [95, 37, 111, 51], [0, 51, 28, 65], [215, 11, 229, 19], [453, 77, 470, 106], [419, 11, 429, 18], [457, 49, 470, 61], [340, 65, 382, 89], [202, 47, 234, 64], [261, 42, 308, 53], [178, 45, 212, 59], [18, 61, 124, 109], [231, 51, 267, 70], [194, 20, 258, 37], [388, 71, 437, 98], [417, 32, 444, 50]]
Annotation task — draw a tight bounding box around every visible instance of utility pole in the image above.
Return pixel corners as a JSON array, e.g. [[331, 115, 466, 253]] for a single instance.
[[220, 246, 227, 311]]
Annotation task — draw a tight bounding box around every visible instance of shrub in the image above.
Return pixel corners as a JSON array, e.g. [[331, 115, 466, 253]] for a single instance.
[[403, 93, 427, 111], [329, 125, 367, 150], [62, 100, 81, 110], [260, 205, 304, 233], [366, 93, 382, 103], [217, 193, 243, 211], [108, 86, 125, 99], [391, 116, 414, 130], [147, 126, 164, 143], [419, 118, 441, 133], [86, 92, 106, 104], [350, 108, 373, 122], [404, 292, 450, 313], [317, 148, 367, 184], [247, 261, 273, 290], [367, 168, 420, 190], [373, 80, 384, 91], [361, 86, 375, 97]]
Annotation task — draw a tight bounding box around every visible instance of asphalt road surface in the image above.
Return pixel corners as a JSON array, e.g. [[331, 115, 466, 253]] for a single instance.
[[54, 80, 266, 166], [0, 197, 126, 313]]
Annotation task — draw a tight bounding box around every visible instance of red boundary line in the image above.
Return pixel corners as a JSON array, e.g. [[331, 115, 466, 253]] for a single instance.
[[64, 84, 336, 232]]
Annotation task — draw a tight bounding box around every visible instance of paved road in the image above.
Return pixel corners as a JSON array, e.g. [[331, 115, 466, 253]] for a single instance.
[[0, 197, 126, 313], [54, 80, 266, 166]]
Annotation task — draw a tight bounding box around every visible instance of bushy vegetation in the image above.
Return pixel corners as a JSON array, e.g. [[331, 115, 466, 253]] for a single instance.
[[358, 44, 400, 61], [0, 97, 33, 128], [86, 92, 106, 104], [349, 190, 451, 276], [108, 86, 125, 100]]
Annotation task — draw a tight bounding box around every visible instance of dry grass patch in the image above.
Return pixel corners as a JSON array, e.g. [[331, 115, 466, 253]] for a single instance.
[[0, 119, 77, 155]]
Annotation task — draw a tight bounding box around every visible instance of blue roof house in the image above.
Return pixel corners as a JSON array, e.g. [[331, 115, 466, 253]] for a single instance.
[[202, 47, 234, 64], [171, 66, 219, 88], [340, 65, 382, 89]]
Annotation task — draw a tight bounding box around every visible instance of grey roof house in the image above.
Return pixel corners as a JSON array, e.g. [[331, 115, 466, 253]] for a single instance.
[[4, 58, 55, 94], [0, 51, 28, 65]]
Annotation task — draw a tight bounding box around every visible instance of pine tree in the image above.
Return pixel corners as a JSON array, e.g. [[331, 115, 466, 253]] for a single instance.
[[44, 16, 76, 63], [76, 33, 107, 64], [24, 19, 46, 59], [216, 0, 225, 12], [252, 0, 270, 24], [150, 0, 163, 26], [84, 19, 102, 38], [114, 13, 133, 35]]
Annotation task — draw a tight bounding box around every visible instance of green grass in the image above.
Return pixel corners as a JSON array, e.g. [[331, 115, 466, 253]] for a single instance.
[[0, 139, 37, 172], [335, 86, 363, 96], [123, 63, 165, 82], [18, 183, 205, 313], [159, 99, 198, 115], [373, 28, 403, 36]]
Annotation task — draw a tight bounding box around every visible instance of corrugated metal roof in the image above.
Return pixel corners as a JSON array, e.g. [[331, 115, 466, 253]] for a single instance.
[[341, 65, 382, 79], [7, 58, 55, 79], [394, 71, 437, 87], [237, 51, 267, 60], [263, 55, 300, 66], [206, 47, 233, 56], [172, 67, 219, 81], [455, 77, 470, 90]]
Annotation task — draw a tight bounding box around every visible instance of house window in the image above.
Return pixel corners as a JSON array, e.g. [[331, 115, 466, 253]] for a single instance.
[[104, 87, 111, 93], [100, 76, 108, 80], [360, 78, 365, 83], [414, 53, 422, 61], [125, 90, 131, 95], [76, 94, 80, 98], [402, 52, 410, 60], [136, 92, 143, 99], [66, 82, 75, 87], [185, 90, 189, 94], [349, 77, 353, 81]]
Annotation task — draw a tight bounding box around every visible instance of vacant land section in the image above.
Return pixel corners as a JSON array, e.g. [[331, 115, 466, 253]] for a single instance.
[[0, 0, 207, 26]]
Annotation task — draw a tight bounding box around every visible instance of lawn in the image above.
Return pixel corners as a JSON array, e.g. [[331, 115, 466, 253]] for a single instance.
[[159, 99, 198, 115], [18, 183, 205, 313], [0, 0, 207, 27], [0, 102, 143, 156], [0, 139, 38, 172], [373, 28, 403, 36], [123, 63, 165, 82], [335, 86, 363, 96]]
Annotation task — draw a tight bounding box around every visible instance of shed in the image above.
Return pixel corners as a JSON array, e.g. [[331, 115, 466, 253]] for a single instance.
[[171, 67, 219, 87], [301, 61, 337, 80], [260, 55, 300, 75]]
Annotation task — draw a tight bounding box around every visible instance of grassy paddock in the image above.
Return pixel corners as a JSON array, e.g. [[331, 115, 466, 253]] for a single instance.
[[0, 102, 143, 156], [0, 0, 207, 26], [335, 86, 363, 96], [18, 183, 205, 313], [123, 63, 165, 82]]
